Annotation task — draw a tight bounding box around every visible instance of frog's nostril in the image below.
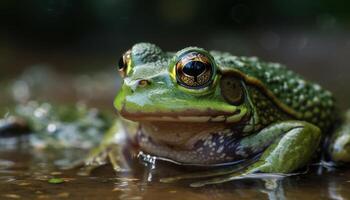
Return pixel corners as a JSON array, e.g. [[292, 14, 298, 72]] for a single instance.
[[137, 79, 151, 88]]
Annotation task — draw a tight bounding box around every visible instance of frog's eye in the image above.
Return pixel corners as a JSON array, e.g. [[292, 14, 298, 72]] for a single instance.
[[118, 50, 131, 78], [220, 75, 244, 105], [175, 52, 214, 88]]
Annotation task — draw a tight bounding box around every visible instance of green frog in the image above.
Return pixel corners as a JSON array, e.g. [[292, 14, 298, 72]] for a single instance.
[[2, 43, 350, 187]]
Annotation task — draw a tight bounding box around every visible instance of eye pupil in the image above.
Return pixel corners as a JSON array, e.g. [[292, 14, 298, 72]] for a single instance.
[[183, 61, 206, 77], [118, 50, 131, 78], [175, 52, 214, 88], [118, 57, 126, 70]]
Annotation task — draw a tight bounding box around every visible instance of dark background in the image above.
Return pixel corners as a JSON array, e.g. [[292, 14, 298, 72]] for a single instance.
[[1, 0, 350, 107]]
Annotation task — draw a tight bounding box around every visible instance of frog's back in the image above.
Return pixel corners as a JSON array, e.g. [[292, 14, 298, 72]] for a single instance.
[[211, 51, 336, 130]]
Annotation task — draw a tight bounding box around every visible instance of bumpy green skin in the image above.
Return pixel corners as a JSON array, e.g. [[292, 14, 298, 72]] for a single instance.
[[211, 52, 336, 130], [113, 42, 350, 181], [116, 43, 336, 129]]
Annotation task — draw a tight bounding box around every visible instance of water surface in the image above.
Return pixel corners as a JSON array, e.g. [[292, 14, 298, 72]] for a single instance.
[[1, 137, 350, 200]]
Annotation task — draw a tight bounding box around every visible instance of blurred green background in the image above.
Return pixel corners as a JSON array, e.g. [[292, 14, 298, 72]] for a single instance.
[[1, 0, 350, 107]]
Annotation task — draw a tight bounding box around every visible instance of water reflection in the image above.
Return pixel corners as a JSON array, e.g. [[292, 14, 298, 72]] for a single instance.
[[2, 127, 350, 199]]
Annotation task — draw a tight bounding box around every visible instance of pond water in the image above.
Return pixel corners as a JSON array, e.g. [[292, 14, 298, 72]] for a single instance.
[[1, 139, 350, 200]]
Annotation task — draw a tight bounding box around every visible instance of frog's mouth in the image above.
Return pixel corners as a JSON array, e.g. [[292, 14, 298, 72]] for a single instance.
[[119, 108, 245, 123]]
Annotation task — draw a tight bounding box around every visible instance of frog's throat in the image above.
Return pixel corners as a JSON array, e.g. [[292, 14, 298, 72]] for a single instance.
[[119, 107, 248, 123], [136, 118, 253, 164]]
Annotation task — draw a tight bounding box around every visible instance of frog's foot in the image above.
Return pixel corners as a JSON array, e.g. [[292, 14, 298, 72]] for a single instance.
[[162, 121, 321, 187], [328, 110, 350, 163], [77, 144, 130, 176], [0, 116, 30, 137], [60, 144, 109, 175], [73, 120, 134, 176]]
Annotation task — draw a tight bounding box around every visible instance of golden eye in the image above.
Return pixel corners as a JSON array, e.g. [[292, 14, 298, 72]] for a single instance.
[[176, 52, 214, 88], [220, 75, 244, 105], [118, 50, 131, 78]]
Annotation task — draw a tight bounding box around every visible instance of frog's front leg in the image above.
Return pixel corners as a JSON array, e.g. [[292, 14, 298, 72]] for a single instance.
[[189, 121, 322, 187], [77, 118, 138, 176]]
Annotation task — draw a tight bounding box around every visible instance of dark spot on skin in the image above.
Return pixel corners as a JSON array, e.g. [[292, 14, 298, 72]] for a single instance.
[[193, 140, 204, 149]]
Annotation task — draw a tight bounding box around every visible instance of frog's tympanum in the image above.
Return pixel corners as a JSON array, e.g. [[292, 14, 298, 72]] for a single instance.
[[3, 43, 350, 187]]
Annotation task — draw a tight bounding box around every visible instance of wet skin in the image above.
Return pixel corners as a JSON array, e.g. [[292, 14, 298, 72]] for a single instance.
[[112, 43, 350, 185], [2, 43, 350, 186]]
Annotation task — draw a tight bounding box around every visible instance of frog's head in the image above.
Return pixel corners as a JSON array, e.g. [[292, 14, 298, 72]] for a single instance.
[[114, 43, 256, 165]]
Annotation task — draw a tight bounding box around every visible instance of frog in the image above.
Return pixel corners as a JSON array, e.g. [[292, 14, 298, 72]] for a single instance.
[[2, 42, 350, 187]]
